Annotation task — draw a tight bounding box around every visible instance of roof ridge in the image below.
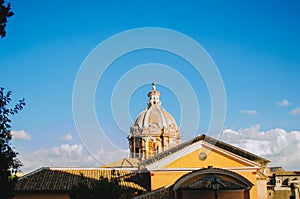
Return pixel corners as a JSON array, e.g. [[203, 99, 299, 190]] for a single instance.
[[19, 167, 49, 180], [207, 135, 270, 163], [124, 158, 134, 166]]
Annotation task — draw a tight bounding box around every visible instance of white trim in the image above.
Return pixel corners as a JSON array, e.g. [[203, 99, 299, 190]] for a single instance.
[[148, 167, 258, 172], [146, 140, 261, 170], [19, 167, 49, 180], [203, 141, 261, 167]]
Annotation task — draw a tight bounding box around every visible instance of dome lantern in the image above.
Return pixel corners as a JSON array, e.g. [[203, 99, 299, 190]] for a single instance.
[[147, 82, 161, 107]]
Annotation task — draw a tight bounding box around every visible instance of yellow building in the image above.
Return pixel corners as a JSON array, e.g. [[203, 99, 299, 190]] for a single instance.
[[14, 83, 270, 199], [134, 134, 269, 199], [128, 83, 270, 199]]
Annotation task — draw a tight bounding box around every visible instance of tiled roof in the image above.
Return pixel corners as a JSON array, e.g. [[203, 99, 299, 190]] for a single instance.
[[101, 158, 140, 168], [14, 167, 146, 193], [138, 134, 270, 168], [133, 186, 174, 199], [275, 171, 300, 176]]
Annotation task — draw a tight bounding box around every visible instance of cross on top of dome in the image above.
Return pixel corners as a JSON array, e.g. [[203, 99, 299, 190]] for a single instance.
[[152, 82, 156, 91]]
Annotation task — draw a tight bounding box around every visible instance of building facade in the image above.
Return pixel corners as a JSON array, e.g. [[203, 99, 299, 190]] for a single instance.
[[267, 168, 300, 199]]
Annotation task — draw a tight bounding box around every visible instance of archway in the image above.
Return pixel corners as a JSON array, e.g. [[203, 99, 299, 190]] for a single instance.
[[173, 167, 253, 199]]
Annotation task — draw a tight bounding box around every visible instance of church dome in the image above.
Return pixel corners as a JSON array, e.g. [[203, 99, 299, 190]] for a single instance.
[[128, 82, 181, 160], [135, 105, 178, 132], [133, 82, 179, 135]]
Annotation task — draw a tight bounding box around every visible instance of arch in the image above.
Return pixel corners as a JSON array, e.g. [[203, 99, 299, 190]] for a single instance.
[[173, 167, 253, 191]]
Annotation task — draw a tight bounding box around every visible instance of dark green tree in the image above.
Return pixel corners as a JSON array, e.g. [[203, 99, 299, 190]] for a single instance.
[[0, 0, 14, 38], [0, 88, 25, 199], [69, 170, 136, 199]]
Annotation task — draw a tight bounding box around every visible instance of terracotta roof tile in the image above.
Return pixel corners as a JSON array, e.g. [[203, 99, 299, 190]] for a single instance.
[[101, 158, 140, 168], [15, 167, 146, 193], [133, 186, 174, 199], [275, 171, 300, 176]]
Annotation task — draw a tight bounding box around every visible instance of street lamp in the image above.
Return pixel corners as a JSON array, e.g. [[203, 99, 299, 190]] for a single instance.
[[212, 177, 220, 199]]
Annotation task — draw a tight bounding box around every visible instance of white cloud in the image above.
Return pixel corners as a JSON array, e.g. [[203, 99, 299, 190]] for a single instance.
[[11, 130, 31, 140], [277, 99, 292, 107], [19, 126, 300, 172], [290, 107, 300, 115], [19, 144, 129, 173], [61, 133, 73, 141], [50, 144, 83, 156], [240, 110, 257, 115], [218, 125, 300, 170]]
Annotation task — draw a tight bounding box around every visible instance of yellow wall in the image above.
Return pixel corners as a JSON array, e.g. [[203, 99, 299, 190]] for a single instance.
[[164, 148, 249, 168], [150, 170, 259, 198], [150, 171, 189, 190], [149, 148, 261, 199], [237, 171, 258, 199]]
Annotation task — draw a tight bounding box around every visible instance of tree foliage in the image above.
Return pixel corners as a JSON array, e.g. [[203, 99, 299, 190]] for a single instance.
[[69, 170, 137, 199], [0, 88, 25, 198], [0, 0, 14, 38]]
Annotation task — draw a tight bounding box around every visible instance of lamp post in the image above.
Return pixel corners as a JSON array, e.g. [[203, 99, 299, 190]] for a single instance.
[[212, 177, 220, 199]]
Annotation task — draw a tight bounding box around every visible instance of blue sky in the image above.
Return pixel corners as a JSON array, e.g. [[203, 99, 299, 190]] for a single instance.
[[1, 0, 300, 171]]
